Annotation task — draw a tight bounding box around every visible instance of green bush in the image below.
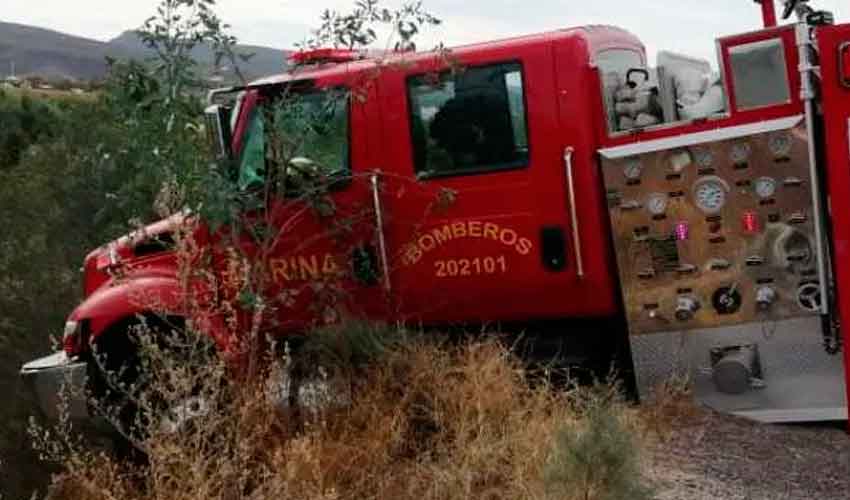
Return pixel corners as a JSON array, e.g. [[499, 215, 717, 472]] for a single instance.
[[0, 90, 60, 169], [0, 61, 207, 500], [544, 390, 652, 500]]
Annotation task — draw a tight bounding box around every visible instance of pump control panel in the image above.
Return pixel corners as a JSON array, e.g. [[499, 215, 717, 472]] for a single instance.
[[599, 117, 824, 335]]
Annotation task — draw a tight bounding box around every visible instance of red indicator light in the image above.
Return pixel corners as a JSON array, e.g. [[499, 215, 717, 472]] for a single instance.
[[674, 221, 689, 241], [743, 211, 760, 233]]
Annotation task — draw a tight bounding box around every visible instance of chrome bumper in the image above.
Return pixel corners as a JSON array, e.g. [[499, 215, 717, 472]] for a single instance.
[[20, 352, 89, 421]]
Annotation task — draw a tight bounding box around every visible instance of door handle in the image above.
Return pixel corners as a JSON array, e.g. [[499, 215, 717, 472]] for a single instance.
[[839, 42, 850, 88], [370, 171, 392, 292], [564, 147, 585, 279]]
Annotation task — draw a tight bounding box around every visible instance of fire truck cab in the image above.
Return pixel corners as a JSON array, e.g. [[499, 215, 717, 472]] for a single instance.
[[21, 0, 850, 425]]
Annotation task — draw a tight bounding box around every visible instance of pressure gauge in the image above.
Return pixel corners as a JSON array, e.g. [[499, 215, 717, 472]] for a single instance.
[[730, 143, 752, 164], [694, 148, 714, 168], [769, 133, 792, 157], [754, 177, 777, 199], [623, 159, 642, 180], [693, 176, 729, 214], [646, 193, 668, 215]]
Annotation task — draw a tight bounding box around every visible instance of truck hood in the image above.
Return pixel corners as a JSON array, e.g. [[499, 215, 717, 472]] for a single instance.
[[82, 213, 187, 297]]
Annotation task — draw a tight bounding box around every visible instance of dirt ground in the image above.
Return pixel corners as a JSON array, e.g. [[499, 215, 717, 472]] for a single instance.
[[648, 410, 850, 500]]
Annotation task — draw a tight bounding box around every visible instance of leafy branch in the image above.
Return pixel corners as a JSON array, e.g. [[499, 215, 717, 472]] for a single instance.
[[137, 0, 251, 129], [304, 0, 441, 51]]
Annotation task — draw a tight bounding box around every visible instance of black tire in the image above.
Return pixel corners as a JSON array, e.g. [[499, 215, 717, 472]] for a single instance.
[[87, 315, 190, 459]]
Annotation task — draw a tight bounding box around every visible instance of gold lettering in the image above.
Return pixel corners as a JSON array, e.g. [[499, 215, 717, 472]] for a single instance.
[[432, 225, 453, 245], [404, 244, 423, 266], [516, 237, 533, 255], [419, 234, 437, 252], [298, 255, 320, 281], [401, 221, 532, 266], [270, 258, 292, 282], [483, 223, 499, 241], [499, 228, 518, 246], [323, 254, 340, 276], [271, 254, 348, 282]]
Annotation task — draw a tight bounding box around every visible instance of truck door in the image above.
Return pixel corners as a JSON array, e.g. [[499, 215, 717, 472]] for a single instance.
[[815, 24, 850, 418], [374, 38, 619, 324], [233, 80, 387, 332]]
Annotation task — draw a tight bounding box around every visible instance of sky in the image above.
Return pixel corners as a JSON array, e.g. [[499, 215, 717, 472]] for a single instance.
[[5, 0, 850, 65]]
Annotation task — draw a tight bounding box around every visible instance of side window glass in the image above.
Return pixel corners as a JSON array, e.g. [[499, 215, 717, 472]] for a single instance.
[[408, 62, 529, 177], [237, 109, 266, 191], [267, 90, 350, 178], [235, 90, 350, 197], [729, 38, 790, 110]]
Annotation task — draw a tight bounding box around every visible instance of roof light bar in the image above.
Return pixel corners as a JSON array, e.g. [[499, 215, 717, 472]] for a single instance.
[[289, 48, 363, 65]]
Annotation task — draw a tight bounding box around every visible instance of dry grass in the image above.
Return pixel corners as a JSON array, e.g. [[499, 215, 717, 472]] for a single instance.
[[31, 331, 654, 500], [634, 374, 703, 442]]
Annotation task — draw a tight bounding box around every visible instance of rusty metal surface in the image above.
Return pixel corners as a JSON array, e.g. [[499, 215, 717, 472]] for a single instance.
[[600, 121, 820, 335]]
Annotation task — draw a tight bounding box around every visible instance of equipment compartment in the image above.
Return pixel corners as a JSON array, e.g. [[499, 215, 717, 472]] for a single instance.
[[599, 116, 823, 335]]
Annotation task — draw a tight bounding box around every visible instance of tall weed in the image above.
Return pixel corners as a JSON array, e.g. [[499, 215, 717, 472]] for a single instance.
[[33, 332, 652, 500]]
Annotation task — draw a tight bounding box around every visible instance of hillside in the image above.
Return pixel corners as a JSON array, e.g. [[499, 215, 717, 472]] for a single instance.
[[107, 31, 290, 80], [0, 21, 289, 82]]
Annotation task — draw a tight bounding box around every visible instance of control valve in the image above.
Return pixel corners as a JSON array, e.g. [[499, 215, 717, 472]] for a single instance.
[[675, 295, 701, 321], [756, 286, 777, 311]]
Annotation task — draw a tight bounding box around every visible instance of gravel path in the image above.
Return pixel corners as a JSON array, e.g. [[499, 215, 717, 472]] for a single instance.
[[648, 410, 850, 500]]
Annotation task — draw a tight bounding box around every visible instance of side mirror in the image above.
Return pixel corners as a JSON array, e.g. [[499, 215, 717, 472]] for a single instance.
[[205, 104, 233, 161]]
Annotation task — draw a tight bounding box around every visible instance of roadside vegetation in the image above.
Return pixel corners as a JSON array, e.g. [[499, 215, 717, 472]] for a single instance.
[[2, 1, 657, 499], [33, 325, 652, 500]]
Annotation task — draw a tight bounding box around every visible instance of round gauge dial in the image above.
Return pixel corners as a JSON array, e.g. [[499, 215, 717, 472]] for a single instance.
[[646, 193, 668, 215], [694, 148, 714, 168], [623, 159, 642, 180], [755, 176, 777, 199], [693, 177, 729, 214], [769, 133, 792, 157], [730, 143, 752, 164]]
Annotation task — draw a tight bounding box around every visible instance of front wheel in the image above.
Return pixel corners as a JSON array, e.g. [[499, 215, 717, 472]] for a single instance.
[[87, 315, 215, 455]]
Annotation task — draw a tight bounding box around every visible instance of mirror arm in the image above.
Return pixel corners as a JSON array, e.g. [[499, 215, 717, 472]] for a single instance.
[[205, 105, 234, 161], [207, 86, 245, 106]]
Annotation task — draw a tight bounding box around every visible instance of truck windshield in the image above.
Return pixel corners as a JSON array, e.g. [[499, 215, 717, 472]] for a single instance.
[[236, 89, 350, 192]]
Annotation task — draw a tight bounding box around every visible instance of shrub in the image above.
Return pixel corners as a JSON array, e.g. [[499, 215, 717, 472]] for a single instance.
[[30, 331, 652, 500], [544, 386, 651, 500]]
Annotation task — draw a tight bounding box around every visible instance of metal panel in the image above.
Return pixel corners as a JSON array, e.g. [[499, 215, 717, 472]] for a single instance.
[[600, 120, 822, 335], [600, 117, 842, 422], [630, 317, 847, 422], [599, 115, 802, 159]]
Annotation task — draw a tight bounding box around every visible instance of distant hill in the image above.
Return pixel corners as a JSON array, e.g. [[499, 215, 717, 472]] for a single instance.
[[106, 31, 291, 81], [0, 21, 290, 83]]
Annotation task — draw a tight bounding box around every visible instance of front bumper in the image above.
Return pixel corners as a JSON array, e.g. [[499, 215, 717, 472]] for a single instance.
[[20, 352, 89, 421]]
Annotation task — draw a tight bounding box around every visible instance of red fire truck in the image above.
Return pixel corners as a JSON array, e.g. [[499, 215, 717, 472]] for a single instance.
[[21, 0, 850, 425]]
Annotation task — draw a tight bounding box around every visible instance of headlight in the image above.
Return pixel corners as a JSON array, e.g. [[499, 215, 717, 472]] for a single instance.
[[63, 321, 79, 342]]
